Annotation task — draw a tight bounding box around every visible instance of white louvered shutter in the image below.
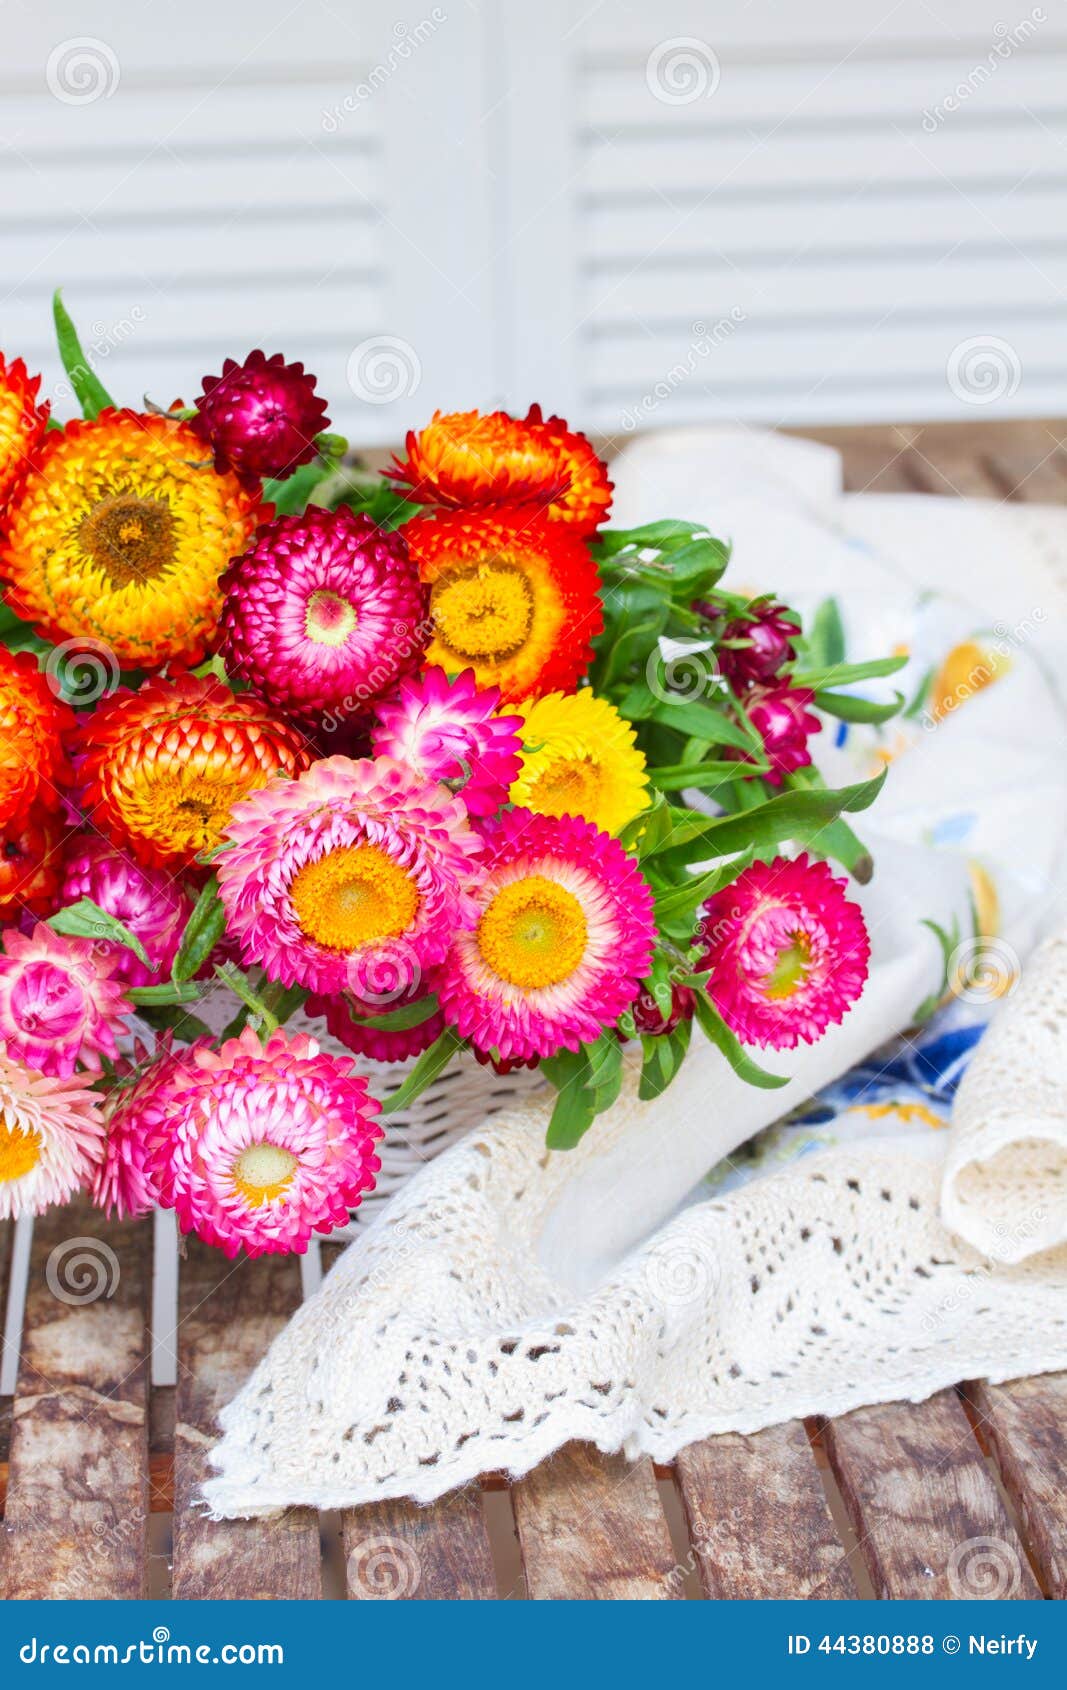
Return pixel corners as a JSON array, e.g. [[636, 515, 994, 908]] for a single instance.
[[498, 0, 1067, 432]]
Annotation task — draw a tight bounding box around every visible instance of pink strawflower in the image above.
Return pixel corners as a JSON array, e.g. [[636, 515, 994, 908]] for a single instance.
[[147, 1026, 381, 1257], [719, 599, 800, 688], [60, 836, 190, 988], [371, 666, 523, 818], [220, 506, 428, 722], [218, 755, 483, 995], [308, 986, 445, 1064], [0, 1049, 105, 1220], [193, 349, 329, 480], [90, 1040, 184, 1219], [740, 683, 821, 785], [0, 923, 131, 1077], [436, 808, 655, 1061], [698, 854, 869, 1050]]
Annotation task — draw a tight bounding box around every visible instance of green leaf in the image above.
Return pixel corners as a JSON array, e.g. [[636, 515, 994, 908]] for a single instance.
[[621, 691, 756, 751], [127, 981, 202, 1006], [594, 519, 716, 556], [647, 759, 759, 792], [691, 991, 789, 1089], [213, 963, 283, 1032], [379, 1029, 465, 1115], [172, 875, 227, 983], [49, 898, 150, 968], [53, 290, 115, 419], [813, 688, 905, 724], [803, 597, 846, 669], [262, 459, 332, 516], [638, 1016, 692, 1101], [648, 768, 887, 872], [653, 863, 736, 926], [544, 1081, 598, 1150], [791, 655, 909, 690], [344, 994, 441, 1033]]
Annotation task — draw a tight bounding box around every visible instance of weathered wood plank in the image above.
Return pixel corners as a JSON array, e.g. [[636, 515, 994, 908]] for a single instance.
[[171, 1238, 321, 1600], [342, 1488, 498, 1600], [317, 1242, 499, 1600], [512, 1442, 680, 1600], [823, 1391, 1040, 1600], [674, 1422, 855, 1599], [0, 1200, 150, 1600], [968, 1374, 1067, 1599], [986, 445, 1067, 504]]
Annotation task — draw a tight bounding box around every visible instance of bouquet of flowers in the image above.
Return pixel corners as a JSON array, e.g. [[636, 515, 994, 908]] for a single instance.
[[0, 296, 903, 1257]]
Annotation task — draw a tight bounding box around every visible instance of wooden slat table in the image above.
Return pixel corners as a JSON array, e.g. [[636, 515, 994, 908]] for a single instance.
[[1, 418, 1065, 1600]]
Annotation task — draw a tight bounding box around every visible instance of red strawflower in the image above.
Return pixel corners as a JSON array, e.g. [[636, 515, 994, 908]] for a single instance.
[[739, 683, 821, 785], [719, 599, 800, 688], [193, 350, 329, 480], [0, 354, 48, 512]]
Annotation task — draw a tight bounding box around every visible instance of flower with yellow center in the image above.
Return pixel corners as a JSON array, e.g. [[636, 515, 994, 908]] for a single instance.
[[437, 809, 656, 1061], [218, 754, 484, 996], [1, 409, 264, 668], [404, 509, 602, 702], [510, 689, 649, 835], [0, 1050, 105, 1221], [78, 673, 312, 869]]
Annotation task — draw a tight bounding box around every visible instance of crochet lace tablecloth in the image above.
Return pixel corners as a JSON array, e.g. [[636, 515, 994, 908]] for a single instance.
[[203, 429, 1067, 1517]]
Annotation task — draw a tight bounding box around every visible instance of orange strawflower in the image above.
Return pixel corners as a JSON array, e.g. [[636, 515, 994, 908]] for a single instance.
[[0, 805, 67, 920], [0, 355, 49, 513], [0, 645, 74, 823], [390, 408, 566, 510], [1, 409, 264, 670], [78, 674, 311, 869], [404, 508, 602, 702], [523, 405, 613, 534]]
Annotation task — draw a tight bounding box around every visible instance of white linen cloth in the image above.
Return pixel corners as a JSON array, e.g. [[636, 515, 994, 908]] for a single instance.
[[204, 430, 1067, 1517]]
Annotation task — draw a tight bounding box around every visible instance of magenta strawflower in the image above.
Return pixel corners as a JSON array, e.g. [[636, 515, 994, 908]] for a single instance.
[[145, 1026, 381, 1257], [698, 854, 869, 1051], [308, 986, 445, 1064], [0, 923, 131, 1077], [719, 599, 799, 688], [0, 1050, 105, 1220], [371, 666, 523, 818], [218, 755, 483, 996], [739, 683, 821, 785], [60, 836, 190, 988], [436, 809, 655, 1061], [91, 1041, 184, 1219], [193, 349, 329, 480], [220, 507, 428, 723]]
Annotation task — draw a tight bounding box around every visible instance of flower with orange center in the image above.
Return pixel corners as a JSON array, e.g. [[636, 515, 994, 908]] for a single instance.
[[78, 674, 311, 869], [405, 509, 602, 702], [523, 405, 613, 534], [390, 408, 567, 509], [1, 409, 264, 669], [0, 354, 49, 513], [0, 645, 75, 824]]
